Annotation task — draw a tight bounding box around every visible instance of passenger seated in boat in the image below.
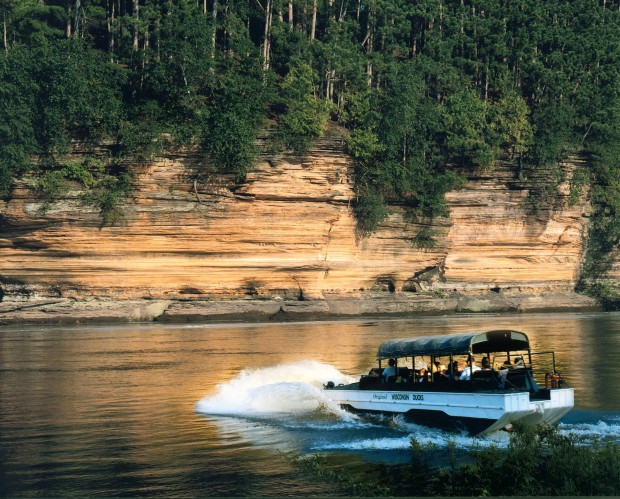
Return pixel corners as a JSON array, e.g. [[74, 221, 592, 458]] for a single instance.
[[481, 357, 492, 370], [383, 358, 398, 382], [433, 362, 449, 382], [504, 359, 538, 391], [417, 367, 428, 382], [459, 356, 481, 381], [447, 360, 461, 381], [471, 367, 498, 390], [498, 360, 512, 388]]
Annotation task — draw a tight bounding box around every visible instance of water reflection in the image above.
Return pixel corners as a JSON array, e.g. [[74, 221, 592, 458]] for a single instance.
[[1, 312, 619, 497]]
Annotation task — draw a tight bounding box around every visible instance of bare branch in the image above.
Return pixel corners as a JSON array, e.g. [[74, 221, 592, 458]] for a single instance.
[[254, 0, 265, 13]]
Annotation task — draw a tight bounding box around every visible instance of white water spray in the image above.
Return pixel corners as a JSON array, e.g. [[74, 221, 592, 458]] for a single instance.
[[195, 360, 357, 419], [559, 419, 620, 441]]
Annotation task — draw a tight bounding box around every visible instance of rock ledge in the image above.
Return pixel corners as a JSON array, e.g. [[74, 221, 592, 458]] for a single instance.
[[0, 292, 600, 326]]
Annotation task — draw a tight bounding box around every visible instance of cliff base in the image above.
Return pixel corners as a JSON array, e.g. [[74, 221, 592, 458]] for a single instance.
[[0, 292, 600, 326]]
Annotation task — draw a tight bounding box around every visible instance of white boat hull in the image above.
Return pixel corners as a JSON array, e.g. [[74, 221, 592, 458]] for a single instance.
[[324, 387, 574, 436]]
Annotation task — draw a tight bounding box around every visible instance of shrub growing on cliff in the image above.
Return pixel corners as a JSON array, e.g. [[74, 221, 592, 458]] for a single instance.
[[36, 157, 132, 226], [442, 87, 499, 170], [410, 226, 440, 248], [0, 46, 38, 197], [352, 188, 389, 237], [274, 63, 332, 155], [0, 40, 124, 197], [200, 65, 268, 182], [36, 158, 102, 213], [575, 98, 620, 304], [345, 62, 466, 237], [81, 172, 133, 226]]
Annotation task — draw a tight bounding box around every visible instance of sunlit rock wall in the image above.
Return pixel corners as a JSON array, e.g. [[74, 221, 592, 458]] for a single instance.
[[443, 158, 590, 292], [0, 126, 594, 302]]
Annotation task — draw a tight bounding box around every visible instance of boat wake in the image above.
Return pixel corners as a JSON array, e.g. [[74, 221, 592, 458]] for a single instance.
[[311, 416, 511, 452], [558, 417, 620, 442], [195, 360, 357, 420]]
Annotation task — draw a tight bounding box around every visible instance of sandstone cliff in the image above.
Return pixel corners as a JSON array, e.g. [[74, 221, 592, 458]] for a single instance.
[[0, 125, 601, 324]]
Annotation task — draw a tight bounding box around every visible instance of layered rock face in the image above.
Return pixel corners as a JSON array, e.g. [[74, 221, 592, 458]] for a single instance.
[[0, 126, 600, 321]]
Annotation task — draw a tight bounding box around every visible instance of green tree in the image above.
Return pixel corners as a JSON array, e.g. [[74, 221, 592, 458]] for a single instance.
[[494, 88, 534, 161], [201, 65, 268, 181], [0, 39, 124, 196], [275, 62, 332, 155], [443, 86, 498, 169], [0, 45, 38, 196]]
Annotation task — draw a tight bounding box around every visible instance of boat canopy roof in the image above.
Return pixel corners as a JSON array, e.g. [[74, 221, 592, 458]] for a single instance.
[[377, 330, 530, 360]]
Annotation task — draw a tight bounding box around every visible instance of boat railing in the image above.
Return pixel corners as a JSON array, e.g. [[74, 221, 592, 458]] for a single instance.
[[356, 350, 568, 392], [528, 351, 568, 388]]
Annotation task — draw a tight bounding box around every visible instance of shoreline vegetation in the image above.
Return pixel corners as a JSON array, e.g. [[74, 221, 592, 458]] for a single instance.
[[1, 1, 620, 307], [0, 291, 601, 326], [292, 422, 620, 497]]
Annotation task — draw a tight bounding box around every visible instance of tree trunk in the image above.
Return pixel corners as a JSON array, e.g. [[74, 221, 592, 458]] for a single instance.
[[66, 1, 72, 38], [133, 0, 139, 51], [74, 0, 81, 37], [203, 0, 207, 16], [3, 12, 7, 52], [439, 0, 443, 35], [223, 3, 229, 47], [338, 0, 348, 22], [140, 25, 148, 91], [365, 6, 373, 87], [326, 65, 332, 101], [310, 0, 317, 40], [484, 61, 489, 102], [299, 0, 306, 34], [211, 0, 218, 58], [288, 1, 293, 32], [155, 18, 160, 62], [107, 0, 115, 60], [262, 0, 272, 71], [116, 0, 122, 55]]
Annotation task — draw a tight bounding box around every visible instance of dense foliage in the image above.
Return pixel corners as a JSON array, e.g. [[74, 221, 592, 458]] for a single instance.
[[1, 1, 619, 277], [423, 421, 620, 496], [293, 422, 620, 496]]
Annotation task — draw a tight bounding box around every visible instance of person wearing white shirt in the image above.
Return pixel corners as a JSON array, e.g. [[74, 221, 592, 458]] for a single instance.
[[383, 358, 398, 382], [459, 356, 481, 381]]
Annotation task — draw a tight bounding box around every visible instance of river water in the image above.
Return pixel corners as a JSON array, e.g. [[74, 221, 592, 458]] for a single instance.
[[1, 312, 619, 496]]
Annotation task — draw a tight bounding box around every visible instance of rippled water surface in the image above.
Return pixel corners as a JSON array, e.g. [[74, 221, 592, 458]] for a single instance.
[[1, 312, 619, 496]]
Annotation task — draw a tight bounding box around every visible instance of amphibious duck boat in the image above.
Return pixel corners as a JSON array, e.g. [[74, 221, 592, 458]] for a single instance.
[[323, 330, 573, 436]]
